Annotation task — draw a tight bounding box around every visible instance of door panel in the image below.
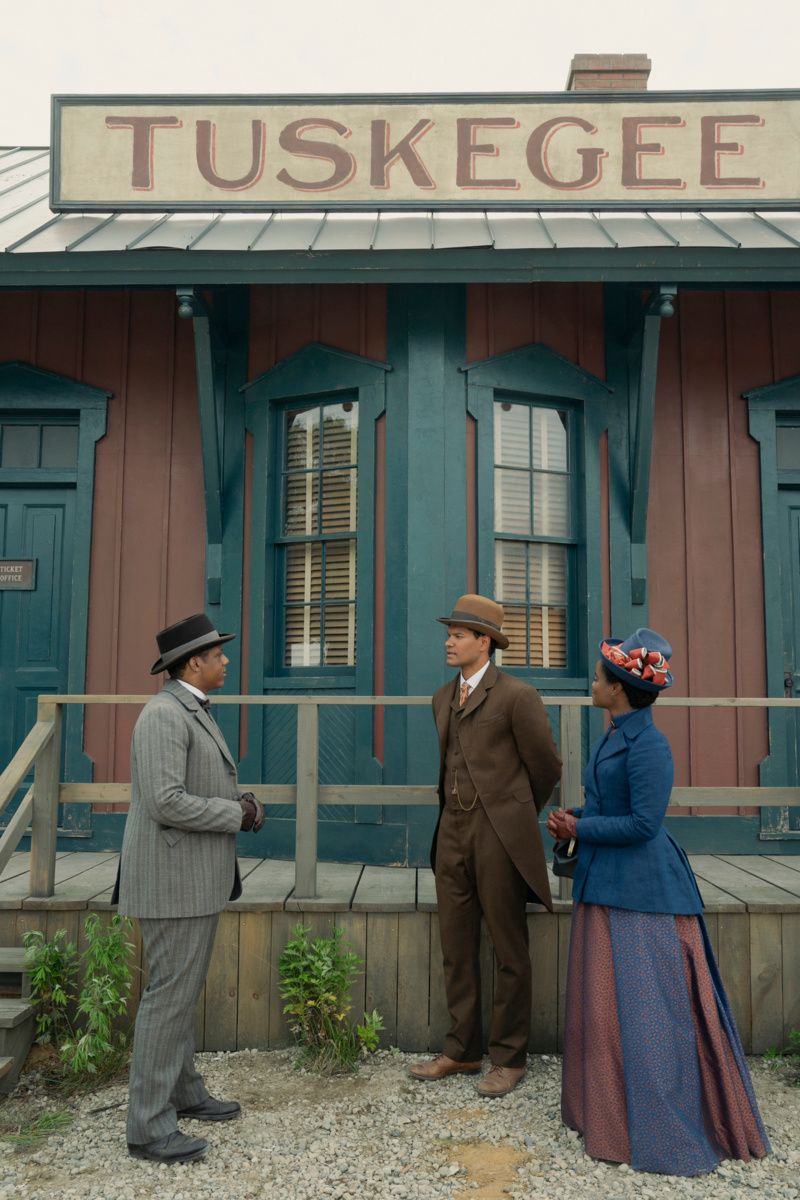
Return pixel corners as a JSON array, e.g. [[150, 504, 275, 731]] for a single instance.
[[0, 488, 75, 828]]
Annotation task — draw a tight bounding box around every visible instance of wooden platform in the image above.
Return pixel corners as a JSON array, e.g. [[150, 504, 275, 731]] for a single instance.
[[1, 852, 798, 1056]]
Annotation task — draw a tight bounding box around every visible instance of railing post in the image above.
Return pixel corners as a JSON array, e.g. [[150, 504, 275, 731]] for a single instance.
[[294, 702, 319, 899], [558, 704, 583, 902], [30, 697, 62, 898]]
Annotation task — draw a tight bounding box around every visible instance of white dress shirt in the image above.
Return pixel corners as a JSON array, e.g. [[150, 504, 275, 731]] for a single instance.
[[459, 659, 491, 699]]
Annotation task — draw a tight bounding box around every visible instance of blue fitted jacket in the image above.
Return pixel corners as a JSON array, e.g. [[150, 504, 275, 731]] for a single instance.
[[571, 707, 703, 914]]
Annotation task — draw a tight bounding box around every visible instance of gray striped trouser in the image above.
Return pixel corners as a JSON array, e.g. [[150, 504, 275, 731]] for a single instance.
[[126, 913, 219, 1145]]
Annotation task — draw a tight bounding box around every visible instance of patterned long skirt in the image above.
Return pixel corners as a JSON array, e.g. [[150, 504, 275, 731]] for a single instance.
[[561, 903, 770, 1176]]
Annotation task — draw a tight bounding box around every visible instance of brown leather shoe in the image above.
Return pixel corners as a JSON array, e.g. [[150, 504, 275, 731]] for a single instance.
[[408, 1054, 482, 1081], [475, 1064, 526, 1097]]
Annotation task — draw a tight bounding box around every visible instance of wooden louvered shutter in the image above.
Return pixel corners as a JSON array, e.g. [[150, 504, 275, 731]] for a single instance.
[[493, 400, 571, 670], [283, 401, 358, 668]]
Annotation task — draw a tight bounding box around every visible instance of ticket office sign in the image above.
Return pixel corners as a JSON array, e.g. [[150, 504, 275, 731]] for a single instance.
[[51, 93, 800, 211], [0, 560, 36, 590]]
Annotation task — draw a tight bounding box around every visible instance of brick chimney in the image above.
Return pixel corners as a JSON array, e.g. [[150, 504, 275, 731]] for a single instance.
[[566, 54, 651, 91]]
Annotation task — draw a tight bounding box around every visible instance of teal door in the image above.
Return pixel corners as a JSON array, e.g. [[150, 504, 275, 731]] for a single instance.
[[775, 486, 800, 836], [0, 485, 75, 827]]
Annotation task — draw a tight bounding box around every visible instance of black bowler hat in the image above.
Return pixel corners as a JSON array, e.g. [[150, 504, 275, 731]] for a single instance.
[[150, 613, 235, 675]]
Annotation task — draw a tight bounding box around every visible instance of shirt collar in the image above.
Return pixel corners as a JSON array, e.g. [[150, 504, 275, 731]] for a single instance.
[[460, 660, 491, 692], [177, 679, 207, 703]]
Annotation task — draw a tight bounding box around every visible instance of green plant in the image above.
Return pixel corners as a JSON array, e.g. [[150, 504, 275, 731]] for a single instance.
[[24, 914, 134, 1085], [60, 914, 134, 1078], [764, 1028, 800, 1086], [0, 1109, 74, 1149], [763, 1045, 782, 1068], [279, 924, 384, 1073], [22, 928, 78, 1047]]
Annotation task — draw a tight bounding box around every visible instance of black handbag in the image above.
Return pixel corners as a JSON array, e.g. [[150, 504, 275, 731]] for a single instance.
[[551, 836, 577, 878]]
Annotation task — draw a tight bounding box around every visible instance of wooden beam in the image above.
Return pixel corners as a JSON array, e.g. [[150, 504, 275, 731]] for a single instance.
[[293, 704, 319, 899], [0, 721, 53, 818], [557, 705, 583, 902], [56, 781, 800, 807], [0, 788, 34, 878], [30, 701, 62, 897], [670, 787, 800, 806]]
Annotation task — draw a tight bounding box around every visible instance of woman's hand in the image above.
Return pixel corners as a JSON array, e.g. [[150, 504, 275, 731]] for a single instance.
[[546, 809, 578, 840]]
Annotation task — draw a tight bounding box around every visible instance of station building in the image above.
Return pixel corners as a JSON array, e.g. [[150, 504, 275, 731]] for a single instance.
[[1, 55, 799, 862]]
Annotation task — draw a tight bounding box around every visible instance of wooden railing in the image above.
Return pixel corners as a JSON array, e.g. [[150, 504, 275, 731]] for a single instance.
[[1, 694, 800, 903]]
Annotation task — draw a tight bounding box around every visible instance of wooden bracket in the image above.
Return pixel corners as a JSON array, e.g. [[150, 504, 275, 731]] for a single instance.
[[630, 285, 676, 605], [176, 287, 223, 603]]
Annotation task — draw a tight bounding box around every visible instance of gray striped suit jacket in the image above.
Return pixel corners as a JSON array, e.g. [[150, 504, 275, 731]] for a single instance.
[[116, 679, 243, 919]]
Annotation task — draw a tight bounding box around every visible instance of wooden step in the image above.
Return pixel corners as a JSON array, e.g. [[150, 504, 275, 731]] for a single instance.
[[0, 999, 34, 1029], [0, 1000, 35, 1095], [0, 948, 27, 973], [0, 947, 32, 1000]]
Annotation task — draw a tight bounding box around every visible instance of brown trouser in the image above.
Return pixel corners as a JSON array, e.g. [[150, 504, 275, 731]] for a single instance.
[[435, 801, 531, 1068]]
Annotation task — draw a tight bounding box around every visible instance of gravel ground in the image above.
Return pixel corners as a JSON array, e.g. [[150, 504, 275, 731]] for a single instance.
[[0, 1050, 797, 1200]]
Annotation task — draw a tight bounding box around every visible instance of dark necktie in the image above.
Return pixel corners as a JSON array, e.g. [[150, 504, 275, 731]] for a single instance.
[[199, 697, 210, 711]]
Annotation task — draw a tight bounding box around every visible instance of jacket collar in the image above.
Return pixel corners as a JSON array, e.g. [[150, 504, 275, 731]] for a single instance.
[[611, 706, 654, 741], [450, 660, 498, 717], [592, 706, 654, 774], [164, 677, 202, 710], [162, 678, 236, 769]]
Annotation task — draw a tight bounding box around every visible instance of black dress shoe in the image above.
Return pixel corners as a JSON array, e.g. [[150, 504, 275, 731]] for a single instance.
[[128, 1130, 208, 1163], [176, 1096, 241, 1121]]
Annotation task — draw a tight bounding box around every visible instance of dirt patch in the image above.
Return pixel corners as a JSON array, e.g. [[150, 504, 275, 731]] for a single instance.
[[444, 1107, 485, 1122], [443, 1139, 529, 1200], [20, 1045, 59, 1074]]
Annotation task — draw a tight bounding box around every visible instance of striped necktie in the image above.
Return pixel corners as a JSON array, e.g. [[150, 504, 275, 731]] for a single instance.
[[459, 681, 470, 707]]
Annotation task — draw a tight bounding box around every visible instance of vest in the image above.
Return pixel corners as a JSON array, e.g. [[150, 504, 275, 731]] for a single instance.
[[443, 700, 480, 809]]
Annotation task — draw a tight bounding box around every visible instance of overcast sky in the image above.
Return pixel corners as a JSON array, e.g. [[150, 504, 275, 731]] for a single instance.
[[2, 0, 798, 145]]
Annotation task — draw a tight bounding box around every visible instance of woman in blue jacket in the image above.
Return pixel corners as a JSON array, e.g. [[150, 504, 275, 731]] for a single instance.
[[546, 629, 769, 1177]]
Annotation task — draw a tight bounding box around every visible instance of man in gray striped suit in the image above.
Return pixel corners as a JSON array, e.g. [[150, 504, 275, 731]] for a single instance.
[[115, 613, 264, 1164]]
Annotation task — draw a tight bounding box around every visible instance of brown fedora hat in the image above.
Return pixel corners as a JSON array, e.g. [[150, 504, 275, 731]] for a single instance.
[[150, 612, 236, 675], [437, 594, 509, 650]]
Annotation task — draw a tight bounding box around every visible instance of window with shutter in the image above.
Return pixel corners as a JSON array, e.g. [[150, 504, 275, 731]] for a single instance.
[[280, 400, 358, 668], [493, 399, 572, 670]]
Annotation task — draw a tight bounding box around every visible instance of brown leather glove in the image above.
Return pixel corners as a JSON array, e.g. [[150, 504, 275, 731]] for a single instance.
[[239, 792, 265, 833], [546, 809, 578, 840]]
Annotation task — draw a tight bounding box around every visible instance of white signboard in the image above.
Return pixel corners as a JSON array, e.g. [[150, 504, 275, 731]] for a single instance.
[[51, 94, 800, 210]]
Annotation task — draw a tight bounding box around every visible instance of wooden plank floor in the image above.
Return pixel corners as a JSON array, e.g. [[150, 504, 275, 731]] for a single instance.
[[1, 851, 799, 912]]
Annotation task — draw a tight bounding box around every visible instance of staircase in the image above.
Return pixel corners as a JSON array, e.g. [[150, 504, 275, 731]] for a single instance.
[[0, 948, 35, 1094]]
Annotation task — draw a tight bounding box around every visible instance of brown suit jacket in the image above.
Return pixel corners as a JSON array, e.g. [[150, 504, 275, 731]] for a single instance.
[[430, 662, 562, 911]]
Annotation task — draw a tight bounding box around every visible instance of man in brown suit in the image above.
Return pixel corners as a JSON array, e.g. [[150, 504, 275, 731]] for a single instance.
[[410, 595, 561, 1096]]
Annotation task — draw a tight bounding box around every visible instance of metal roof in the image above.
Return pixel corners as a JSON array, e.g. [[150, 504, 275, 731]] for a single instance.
[[2, 149, 800, 258]]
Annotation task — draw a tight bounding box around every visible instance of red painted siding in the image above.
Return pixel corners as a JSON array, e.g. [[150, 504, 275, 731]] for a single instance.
[[649, 292, 800, 797], [0, 290, 206, 801], [466, 284, 800, 797], [466, 282, 605, 374], [249, 284, 387, 378]]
